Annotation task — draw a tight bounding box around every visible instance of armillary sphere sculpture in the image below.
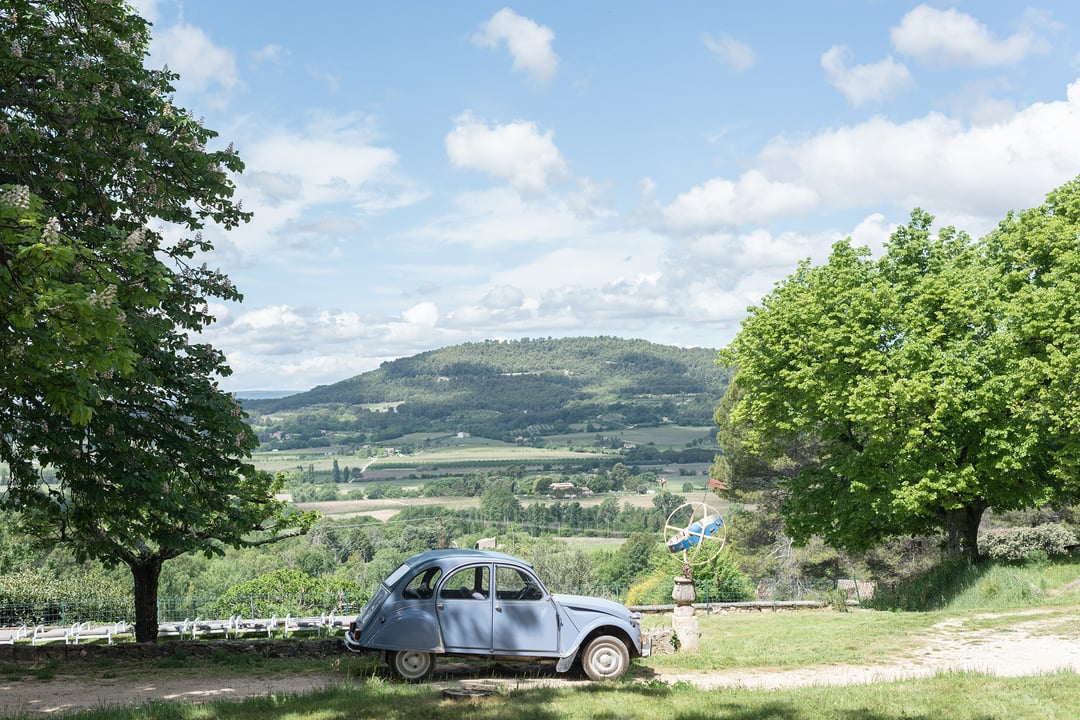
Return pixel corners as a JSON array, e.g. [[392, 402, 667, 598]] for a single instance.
[[663, 501, 726, 577]]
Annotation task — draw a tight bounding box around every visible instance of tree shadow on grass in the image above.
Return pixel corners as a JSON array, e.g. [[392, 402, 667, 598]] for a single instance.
[[869, 557, 991, 611]]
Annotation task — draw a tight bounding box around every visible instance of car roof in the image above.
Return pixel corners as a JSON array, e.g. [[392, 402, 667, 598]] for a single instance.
[[404, 548, 529, 568]]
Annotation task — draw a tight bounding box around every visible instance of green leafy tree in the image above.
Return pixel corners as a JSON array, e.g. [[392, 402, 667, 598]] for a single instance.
[[515, 540, 593, 594], [608, 462, 631, 492], [720, 177, 1080, 560], [0, 1, 316, 642], [592, 531, 661, 589], [480, 480, 522, 524], [0, 187, 137, 434]]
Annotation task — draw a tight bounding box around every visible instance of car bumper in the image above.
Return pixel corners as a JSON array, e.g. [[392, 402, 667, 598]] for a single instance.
[[342, 629, 367, 653]]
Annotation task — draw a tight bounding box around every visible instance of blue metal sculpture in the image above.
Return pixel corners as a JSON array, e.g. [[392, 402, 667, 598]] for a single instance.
[[663, 502, 727, 568]]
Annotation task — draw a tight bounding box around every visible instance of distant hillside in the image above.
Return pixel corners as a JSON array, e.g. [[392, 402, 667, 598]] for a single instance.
[[244, 337, 730, 445]]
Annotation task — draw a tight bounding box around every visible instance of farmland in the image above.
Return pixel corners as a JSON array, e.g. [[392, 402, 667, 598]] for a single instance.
[[293, 489, 732, 523]]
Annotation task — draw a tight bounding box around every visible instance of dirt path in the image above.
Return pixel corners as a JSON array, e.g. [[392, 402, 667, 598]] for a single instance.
[[4, 610, 1079, 716], [655, 614, 1080, 690]]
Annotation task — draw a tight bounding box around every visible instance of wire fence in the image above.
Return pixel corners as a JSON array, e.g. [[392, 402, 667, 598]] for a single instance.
[[1, 576, 854, 629]]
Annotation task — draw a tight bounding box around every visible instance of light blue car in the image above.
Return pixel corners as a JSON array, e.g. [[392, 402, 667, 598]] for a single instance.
[[343, 549, 649, 681]]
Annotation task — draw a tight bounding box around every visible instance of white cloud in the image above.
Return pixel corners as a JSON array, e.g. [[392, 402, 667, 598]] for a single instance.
[[821, 45, 913, 106], [402, 188, 594, 250], [128, 0, 160, 24], [489, 229, 666, 296], [243, 119, 400, 208], [661, 170, 819, 231], [445, 112, 568, 194], [151, 23, 240, 102], [848, 214, 894, 256], [253, 44, 287, 64], [891, 5, 1050, 67], [702, 33, 756, 73], [757, 80, 1080, 233], [208, 114, 425, 260], [401, 302, 439, 328], [473, 8, 559, 85]]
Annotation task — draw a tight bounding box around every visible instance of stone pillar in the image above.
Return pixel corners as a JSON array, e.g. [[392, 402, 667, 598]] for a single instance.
[[671, 575, 699, 653]]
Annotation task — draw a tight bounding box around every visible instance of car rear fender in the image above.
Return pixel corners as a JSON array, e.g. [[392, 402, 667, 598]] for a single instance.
[[362, 604, 443, 653]]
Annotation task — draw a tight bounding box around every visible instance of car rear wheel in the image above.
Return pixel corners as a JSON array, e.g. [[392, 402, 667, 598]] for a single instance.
[[581, 635, 630, 681], [387, 650, 435, 682]]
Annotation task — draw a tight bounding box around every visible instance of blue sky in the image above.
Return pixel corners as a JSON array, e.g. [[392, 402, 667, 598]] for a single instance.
[[131, 1, 1080, 393]]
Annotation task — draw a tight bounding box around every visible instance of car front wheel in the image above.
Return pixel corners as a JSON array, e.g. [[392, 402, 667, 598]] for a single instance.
[[387, 650, 435, 682], [581, 635, 630, 681]]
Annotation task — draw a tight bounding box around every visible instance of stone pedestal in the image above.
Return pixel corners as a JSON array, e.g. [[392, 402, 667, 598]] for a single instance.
[[671, 576, 699, 653]]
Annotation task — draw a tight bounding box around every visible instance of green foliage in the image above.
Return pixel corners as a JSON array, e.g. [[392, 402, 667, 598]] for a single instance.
[[0, 186, 137, 428], [212, 568, 365, 618], [979, 523, 1077, 562], [0, 567, 128, 605], [625, 574, 666, 606], [0, 0, 318, 641], [627, 549, 755, 605], [513, 540, 594, 593], [720, 177, 1080, 560], [0, 567, 133, 625], [591, 531, 663, 589], [480, 480, 523, 522]]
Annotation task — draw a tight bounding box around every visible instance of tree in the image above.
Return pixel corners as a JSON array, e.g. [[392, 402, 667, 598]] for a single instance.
[[608, 462, 630, 491], [1, 1, 315, 641], [480, 480, 522, 524], [719, 177, 1080, 560]]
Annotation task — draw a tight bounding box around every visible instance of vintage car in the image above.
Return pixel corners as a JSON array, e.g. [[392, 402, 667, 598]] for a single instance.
[[343, 548, 649, 681]]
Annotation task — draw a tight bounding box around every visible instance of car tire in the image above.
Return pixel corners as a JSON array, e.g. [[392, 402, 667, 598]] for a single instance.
[[387, 650, 435, 682], [581, 635, 630, 681]]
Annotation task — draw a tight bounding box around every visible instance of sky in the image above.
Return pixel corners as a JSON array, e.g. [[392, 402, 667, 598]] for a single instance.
[[128, 1, 1080, 394]]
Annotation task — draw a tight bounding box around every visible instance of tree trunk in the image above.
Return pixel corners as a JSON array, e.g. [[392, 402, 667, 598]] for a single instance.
[[942, 501, 989, 559], [129, 557, 163, 643]]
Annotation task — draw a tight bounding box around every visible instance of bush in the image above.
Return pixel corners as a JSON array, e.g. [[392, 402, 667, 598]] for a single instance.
[[625, 550, 755, 606], [0, 568, 133, 625], [979, 523, 1077, 562], [212, 568, 366, 618]]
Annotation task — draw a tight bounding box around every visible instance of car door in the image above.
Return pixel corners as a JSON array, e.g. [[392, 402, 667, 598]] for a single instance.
[[492, 564, 559, 654], [436, 564, 492, 651]]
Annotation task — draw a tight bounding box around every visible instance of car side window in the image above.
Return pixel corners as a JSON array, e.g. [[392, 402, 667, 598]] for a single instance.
[[402, 567, 441, 600], [496, 565, 544, 601], [440, 565, 489, 600]]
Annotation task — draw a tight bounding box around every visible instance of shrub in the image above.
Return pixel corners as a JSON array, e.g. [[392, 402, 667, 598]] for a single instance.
[[979, 523, 1077, 562], [625, 550, 755, 606], [212, 568, 365, 618], [0, 568, 133, 625], [626, 575, 666, 606]]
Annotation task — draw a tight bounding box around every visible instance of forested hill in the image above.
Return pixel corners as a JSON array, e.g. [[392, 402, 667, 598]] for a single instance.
[[243, 337, 730, 443]]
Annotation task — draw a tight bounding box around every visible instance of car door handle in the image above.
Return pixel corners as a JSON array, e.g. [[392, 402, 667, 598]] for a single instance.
[[495, 605, 503, 613]]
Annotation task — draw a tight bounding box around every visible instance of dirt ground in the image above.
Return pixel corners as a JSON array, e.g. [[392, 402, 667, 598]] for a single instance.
[[3, 608, 1079, 716]]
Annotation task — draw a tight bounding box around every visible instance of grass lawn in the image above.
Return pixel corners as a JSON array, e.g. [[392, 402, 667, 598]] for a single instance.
[[9, 601, 1079, 719], [9, 660, 1078, 720]]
